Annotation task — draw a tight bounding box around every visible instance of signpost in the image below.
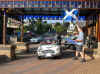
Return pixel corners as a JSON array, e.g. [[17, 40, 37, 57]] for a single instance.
[[3, 10, 6, 45]]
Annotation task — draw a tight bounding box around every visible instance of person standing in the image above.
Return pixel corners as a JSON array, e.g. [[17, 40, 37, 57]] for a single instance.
[[72, 24, 86, 63], [57, 34, 62, 45]]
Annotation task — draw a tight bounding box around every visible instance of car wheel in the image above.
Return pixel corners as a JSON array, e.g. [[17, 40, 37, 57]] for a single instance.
[[54, 55, 62, 59], [70, 45, 75, 50], [54, 53, 62, 59], [37, 56, 43, 60]]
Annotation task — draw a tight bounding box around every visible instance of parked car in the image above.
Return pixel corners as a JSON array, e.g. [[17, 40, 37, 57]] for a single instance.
[[37, 39, 62, 59], [30, 36, 43, 43], [42, 33, 57, 42], [41, 38, 54, 44], [23, 33, 33, 42], [63, 35, 77, 50]]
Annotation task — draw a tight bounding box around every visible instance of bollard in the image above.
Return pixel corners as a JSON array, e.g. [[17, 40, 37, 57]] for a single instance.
[[10, 35, 17, 60], [11, 44, 16, 60], [26, 42, 30, 53]]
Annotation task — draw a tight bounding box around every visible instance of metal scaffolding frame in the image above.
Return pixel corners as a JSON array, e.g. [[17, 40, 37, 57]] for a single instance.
[[0, 0, 99, 8]]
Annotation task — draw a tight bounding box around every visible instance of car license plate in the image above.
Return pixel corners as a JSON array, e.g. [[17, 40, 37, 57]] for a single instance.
[[46, 53, 52, 57]]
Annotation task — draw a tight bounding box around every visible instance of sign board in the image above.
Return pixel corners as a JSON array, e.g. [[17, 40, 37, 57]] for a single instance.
[[0, 1, 99, 8], [7, 18, 22, 28]]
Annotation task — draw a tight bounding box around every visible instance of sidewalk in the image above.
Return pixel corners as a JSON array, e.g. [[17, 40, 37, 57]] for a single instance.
[[59, 57, 100, 74], [70, 42, 100, 74], [0, 42, 27, 60]]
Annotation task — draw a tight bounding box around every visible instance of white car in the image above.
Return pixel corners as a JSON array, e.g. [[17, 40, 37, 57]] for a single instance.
[[37, 42, 61, 59]]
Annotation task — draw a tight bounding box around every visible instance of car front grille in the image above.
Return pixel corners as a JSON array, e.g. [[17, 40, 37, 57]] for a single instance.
[[42, 50, 54, 54]]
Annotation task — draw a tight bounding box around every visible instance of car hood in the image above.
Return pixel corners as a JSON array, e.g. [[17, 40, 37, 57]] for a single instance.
[[31, 37, 40, 40]]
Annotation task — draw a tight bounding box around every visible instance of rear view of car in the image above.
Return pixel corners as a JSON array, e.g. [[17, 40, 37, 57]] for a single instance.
[[30, 36, 43, 43]]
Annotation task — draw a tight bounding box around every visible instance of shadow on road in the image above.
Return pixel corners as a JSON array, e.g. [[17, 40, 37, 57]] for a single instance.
[[0, 49, 76, 64], [0, 55, 11, 64], [61, 50, 75, 59], [52, 50, 75, 60]]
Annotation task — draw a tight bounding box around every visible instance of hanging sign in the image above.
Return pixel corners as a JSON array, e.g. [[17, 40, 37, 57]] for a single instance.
[[63, 8, 79, 21], [7, 18, 22, 28]]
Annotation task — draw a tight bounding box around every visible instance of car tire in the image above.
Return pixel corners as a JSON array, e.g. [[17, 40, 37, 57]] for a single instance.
[[70, 45, 75, 50], [54, 52, 62, 59], [54, 55, 62, 59], [37, 56, 43, 60]]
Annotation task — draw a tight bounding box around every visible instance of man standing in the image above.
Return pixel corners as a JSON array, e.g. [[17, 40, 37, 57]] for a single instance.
[[57, 34, 62, 45], [72, 24, 86, 63]]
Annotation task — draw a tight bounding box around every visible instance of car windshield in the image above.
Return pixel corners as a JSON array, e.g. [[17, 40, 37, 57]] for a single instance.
[[41, 39, 56, 45], [32, 35, 41, 38]]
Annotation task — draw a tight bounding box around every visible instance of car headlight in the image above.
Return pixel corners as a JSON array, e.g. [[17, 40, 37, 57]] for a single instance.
[[38, 47, 42, 52], [38, 49, 42, 52], [56, 48, 60, 52]]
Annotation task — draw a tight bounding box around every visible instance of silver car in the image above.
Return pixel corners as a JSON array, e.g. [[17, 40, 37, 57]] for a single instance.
[[37, 40, 61, 59]]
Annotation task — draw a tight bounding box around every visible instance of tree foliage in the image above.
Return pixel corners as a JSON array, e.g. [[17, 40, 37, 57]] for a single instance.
[[24, 19, 52, 34], [54, 22, 67, 34]]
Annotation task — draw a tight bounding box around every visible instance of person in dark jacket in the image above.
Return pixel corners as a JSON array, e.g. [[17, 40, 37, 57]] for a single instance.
[[57, 34, 62, 45]]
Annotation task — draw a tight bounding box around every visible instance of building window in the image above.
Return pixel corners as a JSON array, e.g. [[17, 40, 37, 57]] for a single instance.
[[41, 4, 46, 8], [82, 1, 85, 8], [90, 2, 93, 8], [78, 1, 82, 8], [97, 2, 100, 8], [74, 1, 78, 8], [48, 4, 52, 8], [66, 1, 69, 9], [14, 1, 25, 8]]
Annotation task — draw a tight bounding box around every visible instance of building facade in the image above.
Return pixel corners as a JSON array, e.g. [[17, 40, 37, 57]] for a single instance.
[[0, 0, 100, 44]]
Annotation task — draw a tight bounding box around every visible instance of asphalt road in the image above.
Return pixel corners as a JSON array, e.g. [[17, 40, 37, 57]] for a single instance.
[[0, 43, 100, 74], [0, 52, 76, 74]]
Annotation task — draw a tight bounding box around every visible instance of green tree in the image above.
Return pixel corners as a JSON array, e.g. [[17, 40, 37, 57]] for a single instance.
[[54, 22, 66, 34], [24, 18, 52, 34]]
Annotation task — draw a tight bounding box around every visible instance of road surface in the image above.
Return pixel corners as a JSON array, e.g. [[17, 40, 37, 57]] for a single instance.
[[0, 44, 100, 74]]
